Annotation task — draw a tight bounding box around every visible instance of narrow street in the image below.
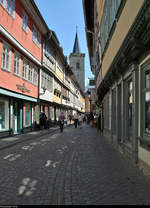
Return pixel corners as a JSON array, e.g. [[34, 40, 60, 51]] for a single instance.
[[0, 125, 150, 205]]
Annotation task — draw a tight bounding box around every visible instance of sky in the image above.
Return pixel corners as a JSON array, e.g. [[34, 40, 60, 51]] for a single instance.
[[34, 0, 94, 88]]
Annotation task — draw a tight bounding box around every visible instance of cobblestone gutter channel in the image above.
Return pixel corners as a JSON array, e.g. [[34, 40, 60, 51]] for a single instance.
[[51, 147, 76, 205]]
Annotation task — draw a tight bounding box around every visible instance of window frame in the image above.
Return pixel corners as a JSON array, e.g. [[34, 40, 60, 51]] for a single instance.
[[2, 42, 11, 72], [141, 60, 150, 142]]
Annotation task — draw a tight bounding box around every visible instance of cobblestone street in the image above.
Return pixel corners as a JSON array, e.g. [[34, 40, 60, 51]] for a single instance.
[[0, 124, 150, 205]]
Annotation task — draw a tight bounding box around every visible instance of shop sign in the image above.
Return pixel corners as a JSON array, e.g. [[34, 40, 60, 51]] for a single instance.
[[16, 83, 30, 93]]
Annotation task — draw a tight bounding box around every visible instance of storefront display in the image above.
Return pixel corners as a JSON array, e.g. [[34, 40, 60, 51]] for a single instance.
[[0, 98, 9, 131], [25, 103, 31, 127]]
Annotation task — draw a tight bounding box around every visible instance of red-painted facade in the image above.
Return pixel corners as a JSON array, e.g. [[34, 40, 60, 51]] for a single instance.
[[0, 0, 42, 98], [0, 0, 44, 136]]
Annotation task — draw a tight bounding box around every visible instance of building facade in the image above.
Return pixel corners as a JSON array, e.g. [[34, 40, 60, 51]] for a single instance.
[[0, 0, 48, 136], [83, 0, 150, 175]]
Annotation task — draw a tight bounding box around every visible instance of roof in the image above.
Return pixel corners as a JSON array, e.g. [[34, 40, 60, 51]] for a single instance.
[[73, 32, 80, 53]]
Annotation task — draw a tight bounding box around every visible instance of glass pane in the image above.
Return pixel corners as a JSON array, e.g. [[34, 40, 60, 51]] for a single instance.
[[25, 103, 31, 127], [128, 80, 133, 140], [145, 98, 150, 135], [145, 70, 150, 88], [0, 99, 9, 131]]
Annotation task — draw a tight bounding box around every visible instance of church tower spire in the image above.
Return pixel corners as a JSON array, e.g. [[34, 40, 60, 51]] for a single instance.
[[72, 31, 80, 53]]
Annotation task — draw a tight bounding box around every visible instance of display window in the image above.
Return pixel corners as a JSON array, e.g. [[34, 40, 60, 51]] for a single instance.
[[0, 98, 9, 131], [25, 103, 31, 127]]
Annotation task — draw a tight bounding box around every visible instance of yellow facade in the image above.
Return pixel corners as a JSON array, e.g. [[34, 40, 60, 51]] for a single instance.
[[100, 0, 144, 78]]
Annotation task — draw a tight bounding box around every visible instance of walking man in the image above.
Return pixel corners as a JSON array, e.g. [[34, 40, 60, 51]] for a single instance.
[[78, 113, 83, 128]]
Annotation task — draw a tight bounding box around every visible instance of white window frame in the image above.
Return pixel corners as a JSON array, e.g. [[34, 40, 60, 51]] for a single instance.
[[6, 0, 15, 18], [22, 10, 28, 33], [13, 51, 21, 76], [2, 43, 11, 72]]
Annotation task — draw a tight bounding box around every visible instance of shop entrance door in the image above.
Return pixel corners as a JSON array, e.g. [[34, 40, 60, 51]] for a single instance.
[[13, 101, 23, 134]]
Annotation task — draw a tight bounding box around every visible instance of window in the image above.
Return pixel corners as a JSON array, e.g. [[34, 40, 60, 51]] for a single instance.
[[41, 71, 53, 92], [22, 10, 28, 32], [2, 44, 11, 72], [0, 98, 9, 131], [144, 70, 150, 135], [28, 64, 32, 82], [32, 25, 41, 47], [57, 58, 63, 71], [0, 0, 5, 7], [33, 67, 38, 86], [112, 89, 116, 134], [13, 52, 20, 76], [127, 79, 133, 140], [76, 62, 80, 69], [25, 103, 31, 127], [22, 59, 28, 80], [116, 0, 121, 10], [6, 0, 15, 17]]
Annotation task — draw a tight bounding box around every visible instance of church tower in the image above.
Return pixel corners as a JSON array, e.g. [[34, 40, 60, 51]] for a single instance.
[[69, 31, 85, 92]]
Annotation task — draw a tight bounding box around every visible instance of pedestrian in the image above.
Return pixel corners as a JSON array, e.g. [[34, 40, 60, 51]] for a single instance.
[[69, 115, 72, 124], [73, 113, 78, 128], [78, 113, 83, 128], [59, 112, 65, 132], [39, 112, 45, 130], [89, 112, 94, 127], [43, 113, 47, 129]]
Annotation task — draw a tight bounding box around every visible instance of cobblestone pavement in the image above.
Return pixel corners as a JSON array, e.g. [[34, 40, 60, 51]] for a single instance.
[[0, 124, 150, 205]]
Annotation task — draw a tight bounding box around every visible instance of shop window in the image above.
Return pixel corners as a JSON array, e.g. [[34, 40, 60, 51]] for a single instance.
[[13, 52, 20, 76], [2, 43, 11, 72], [112, 88, 116, 134], [144, 70, 150, 135], [128, 79, 133, 140], [124, 77, 133, 141], [0, 98, 9, 131], [25, 103, 31, 127]]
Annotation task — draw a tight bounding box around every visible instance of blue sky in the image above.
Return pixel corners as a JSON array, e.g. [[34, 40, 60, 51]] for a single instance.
[[34, 0, 93, 88]]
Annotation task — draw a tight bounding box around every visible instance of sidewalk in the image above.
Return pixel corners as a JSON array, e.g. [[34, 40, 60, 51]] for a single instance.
[[0, 122, 73, 151]]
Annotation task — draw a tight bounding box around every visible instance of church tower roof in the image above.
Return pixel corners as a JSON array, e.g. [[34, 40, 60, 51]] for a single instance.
[[72, 31, 80, 53]]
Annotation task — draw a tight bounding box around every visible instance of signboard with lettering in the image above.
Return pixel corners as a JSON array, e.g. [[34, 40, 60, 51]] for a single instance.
[[16, 83, 30, 93]]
